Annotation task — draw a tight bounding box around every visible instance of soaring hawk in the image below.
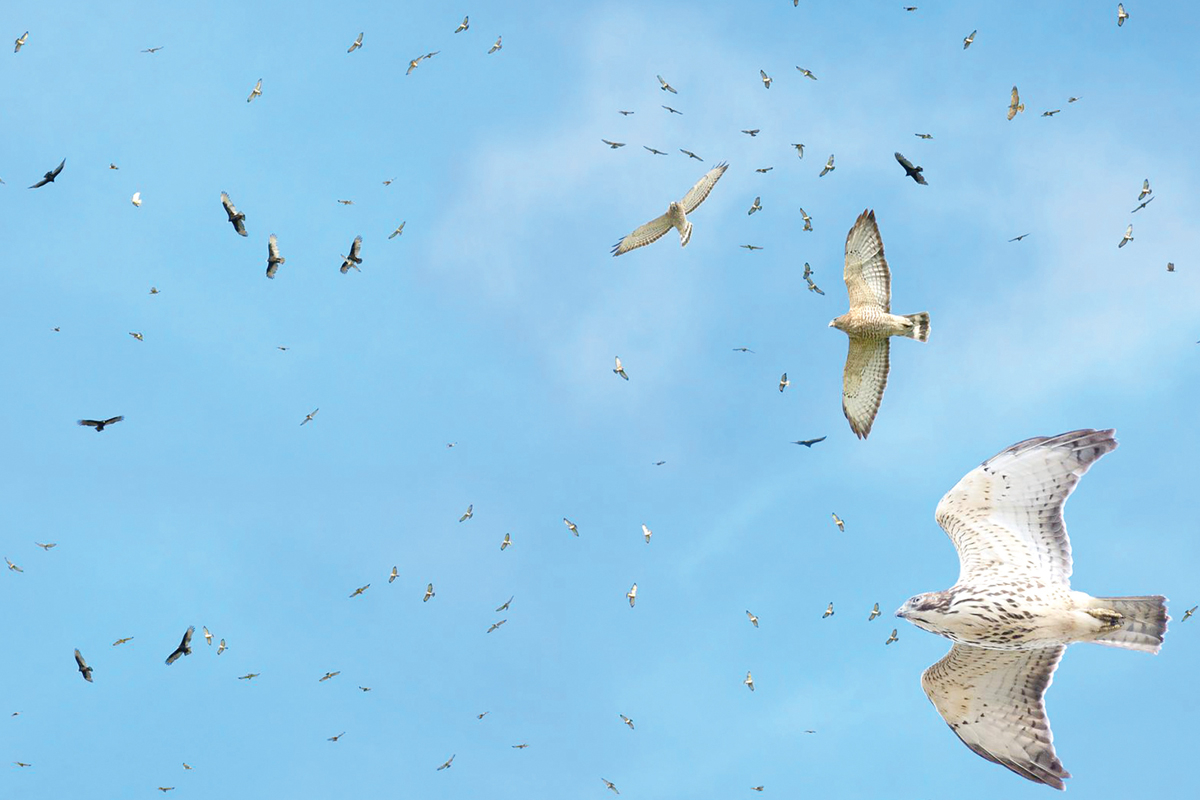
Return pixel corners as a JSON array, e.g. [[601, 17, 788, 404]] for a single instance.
[[897, 429, 1167, 790], [829, 210, 929, 438], [611, 163, 728, 256]]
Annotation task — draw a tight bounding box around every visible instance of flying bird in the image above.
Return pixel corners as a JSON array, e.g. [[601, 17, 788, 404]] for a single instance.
[[791, 436, 826, 448], [496, 596, 514, 612], [732, 347, 754, 353], [643, 146, 667, 156], [662, 105, 682, 114], [1042, 109, 1061, 117], [744, 671, 755, 691], [14, 31, 28, 53], [800, 208, 813, 231], [512, 742, 529, 749], [337, 199, 354, 206], [792, 143, 805, 158], [1009, 233, 1031, 242], [1007, 86, 1024, 120], [34, 542, 55, 550], [829, 210, 930, 438], [488, 36, 502, 54], [564, 518, 579, 536], [1117, 3, 1129, 26], [796, 67, 817, 80], [741, 244, 763, 251], [900, 429, 1167, 790], [819, 155, 835, 176], [760, 69, 772, 88], [627, 583, 638, 607], [886, 629, 899, 645], [388, 222, 406, 238], [217, 639, 226, 655], [894, 152, 928, 185], [679, 149, 703, 160], [613, 356, 629, 380], [220, 192, 248, 236], [501, 533, 512, 550], [150, 287, 159, 294], [746, 610, 759, 628], [741, 129, 760, 137], [1166, 262, 1175, 273], [164, 626, 194, 665], [347, 32, 363, 53], [487, 619, 507, 633], [5, 557, 22, 573], [1131, 196, 1154, 213], [437, 754, 455, 771], [642, 524, 652, 543], [611, 163, 728, 256], [327, 731, 345, 741], [915, 133, 933, 139], [389, 566, 398, 583], [618, 110, 634, 115], [748, 196, 762, 215], [1181, 606, 1196, 622], [778, 373, 789, 392], [157, 788, 174, 793], [1118, 224, 1134, 248], [620, 714, 635, 729], [423, 583, 435, 602], [832, 512, 845, 532], [406, 52, 438, 74], [142, 46, 164, 53], [459, 504, 474, 522], [657, 74, 677, 93], [74, 649, 93, 682], [301, 408, 319, 425], [869, 603, 881, 621], [1068, 96, 1081, 103], [29, 159, 65, 189], [455, 16, 469, 33], [247, 79, 262, 103], [1139, 179, 1152, 201], [78, 416, 124, 432], [349, 584, 369, 598], [319, 671, 340, 682], [823, 602, 835, 618], [339, 236, 363, 273], [602, 139, 625, 149], [129, 332, 143, 341], [266, 234, 285, 279], [602, 778, 620, 794], [131, 192, 142, 207], [963, 30, 976, 49], [203, 627, 212, 645]]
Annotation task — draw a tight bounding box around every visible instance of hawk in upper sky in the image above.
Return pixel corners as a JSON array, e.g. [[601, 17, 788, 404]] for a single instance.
[[611, 163, 728, 256], [828, 210, 929, 438], [897, 429, 1167, 790]]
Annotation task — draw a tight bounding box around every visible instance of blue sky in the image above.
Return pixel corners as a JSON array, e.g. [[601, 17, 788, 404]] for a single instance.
[[3, 1, 1198, 797]]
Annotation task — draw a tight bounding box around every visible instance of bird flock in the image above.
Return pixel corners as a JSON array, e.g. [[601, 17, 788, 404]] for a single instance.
[[5, 3, 1192, 797]]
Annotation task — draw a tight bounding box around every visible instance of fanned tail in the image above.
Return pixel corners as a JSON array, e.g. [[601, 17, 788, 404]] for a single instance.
[[679, 220, 692, 247], [1091, 595, 1168, 653], [904, 312, 931, 342]]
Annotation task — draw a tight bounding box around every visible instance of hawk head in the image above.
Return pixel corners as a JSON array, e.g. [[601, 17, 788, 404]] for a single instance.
[[829, 314, 849, 332], [896, 591, 953, 631]]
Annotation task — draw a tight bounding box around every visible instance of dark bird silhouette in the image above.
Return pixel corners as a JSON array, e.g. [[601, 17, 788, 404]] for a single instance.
[[164, 626, 194, 665], [643, 146, 667, 156], [339, 236, 363, 273], [791, 436, 827, 447], [1008, 233, 1031, 242], [74, 649, 93, 682], [220, 192, 247, 236], [29, 159, 65, 189], [78, 416, 124, 432], [894, 152, 928, 184], [662, 105, 682, 114]]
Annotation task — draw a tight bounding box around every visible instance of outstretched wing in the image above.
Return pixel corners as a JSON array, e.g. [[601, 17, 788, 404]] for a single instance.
[[922, 644, 1069, 790], [935, 429, 1116, 585], [1007, 86, 1022, 120], [102, 416, 124, 426], [349, 236, 363, 259], [841, 337, 889, 440], [679, 162, 728, 214], [843, 209, 891, 310], [78, 419, 100, 428], [612, 213, 673, 257], [895, 152, 916, 172]]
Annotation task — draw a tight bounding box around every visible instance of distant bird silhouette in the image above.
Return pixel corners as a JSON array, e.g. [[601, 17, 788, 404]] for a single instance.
[[488, 36, 502, 54], [301, 408, 319, 426], [217, 639, 226, 655], [679, 149, 703, 160], [744, 671, 755, 691], [621, 714, 635, 729], [1131, 196, 1154, 213], [266, 234, 285, 279], [328, 731, 345, 741], [437, 754, 455, 770], [34, 542, 56, 550], [29, 159, 65, 189], [796, 67, 817, 80], [642, 524, 651, 544], [800, 208, 813, 231], [74, 649, 93, 682], [792, 143, 805, 158], [389, 566, 398, 583], [1181, 605, 1196, 622], [339, 236, 363, 273], [564, 518, 579, 536], [5, 557, 22, 573], [741, 244, 763, 251], [347, 32, 363, 53], [1041, 109, 1060, 117], [755, 166, 773, 173], [14, 31, 28, 53], [747, 610, 759, 627], [657, 75, 677, 93], [819, 154, 835, 176], [823, 602, 835, 618], [602, 139, 625, 149], [487, 619, 507, 633], [778, 373, 789, 392], [643, 146, 667, 156], [319, 671, 340, 682], [662, 105, 682, 115], [423, 583, 435, 602], [220, 192, 248, 236], [388, 221, 406, 239], [1007, 86, 1024, 120], [496, 595, 514, 612], [915, 133, 934, 139], [760, 69, 772, 89], [131, 191, 142, 207], [129, 332, 143, 341], [894, 152, 928, 184], [164, 626, 194, 665], [832, 512, 845, 532], [869, 603, 881, 621], [748, 196, 762, 215], [247, 79, 262, 103], [741, 129, 760, 137], [885, 628, 899, 644], [613, 356, 629, 380], [349, 584, 369, 598], [791, 436, 826, 448], [602, 778, 620, 794], [501, 533, 512, 550], [1139, 179, 1152, 201], [1118, 224, 1134, 248], [1117, 3, 1129, 26], [963, 30, 976, 49], [78, 416, 124, 432], [203, 627, 212, 646], [455, 16, 469, 33], [1009, 233, 1031, 242], [627, 583, 638, 607], [459, 504, 473, 522]]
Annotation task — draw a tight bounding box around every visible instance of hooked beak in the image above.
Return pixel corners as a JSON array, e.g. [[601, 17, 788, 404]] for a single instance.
[[827, 320, 835, 328], [894, 606, 907, 619]]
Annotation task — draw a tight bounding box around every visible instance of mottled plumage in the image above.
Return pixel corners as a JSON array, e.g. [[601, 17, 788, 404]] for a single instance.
[[611, 163, 728, 256]]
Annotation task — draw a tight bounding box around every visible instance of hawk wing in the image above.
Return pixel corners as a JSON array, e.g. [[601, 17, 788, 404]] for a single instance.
[[1007, 86, 1023, 120], [922, 644, 1069, 790], [841, 337, 888, 439], [679, 162, 728, 215], [349, 236, 363, 260], [934, 429, 1116, 585], [843, 209, 891, 311], [612, 212, 673, 256], [102, 416, 124, 426]]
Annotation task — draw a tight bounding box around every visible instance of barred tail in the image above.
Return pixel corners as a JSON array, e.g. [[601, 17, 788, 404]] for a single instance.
[[904, 312, 930, 342], [679, 220, 692, 247], [1092, 596, 1168, 653]]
